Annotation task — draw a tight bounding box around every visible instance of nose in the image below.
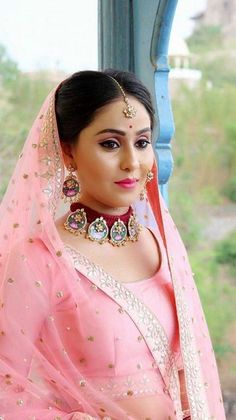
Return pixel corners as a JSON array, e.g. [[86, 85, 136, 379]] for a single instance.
[[120, 144, 139, 172]]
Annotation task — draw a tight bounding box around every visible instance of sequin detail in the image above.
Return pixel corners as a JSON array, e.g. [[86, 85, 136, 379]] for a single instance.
[[169, 263, 210, 419], [65, 245, 182, 419], [38, 94, 64, 215]]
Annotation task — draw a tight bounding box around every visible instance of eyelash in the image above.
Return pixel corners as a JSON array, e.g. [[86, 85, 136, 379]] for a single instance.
[[100, 139, 151, 150]]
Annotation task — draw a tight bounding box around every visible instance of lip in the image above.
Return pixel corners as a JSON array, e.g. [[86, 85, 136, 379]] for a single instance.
[[114, 178, 139, 189]]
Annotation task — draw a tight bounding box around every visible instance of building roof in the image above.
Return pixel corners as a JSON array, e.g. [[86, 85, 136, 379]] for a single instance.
[[169, 35, 190, 57]]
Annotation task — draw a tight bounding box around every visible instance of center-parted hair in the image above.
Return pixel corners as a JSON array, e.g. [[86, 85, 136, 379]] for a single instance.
[[55, 69, 155, 144]]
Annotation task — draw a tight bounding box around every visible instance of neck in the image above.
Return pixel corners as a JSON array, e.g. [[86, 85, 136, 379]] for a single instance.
[[74, 193, 131, 216], [70, 202, 132, 228], [70, 201, 129, 216]]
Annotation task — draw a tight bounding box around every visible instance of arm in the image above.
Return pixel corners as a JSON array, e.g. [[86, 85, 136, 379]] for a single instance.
[[0, 239, 98, 419]]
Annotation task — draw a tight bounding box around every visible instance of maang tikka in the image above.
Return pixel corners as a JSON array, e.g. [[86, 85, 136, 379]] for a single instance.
[[62, 164, 80, 203], [140, 170, 154, 201], [108, 76, 137, 118]]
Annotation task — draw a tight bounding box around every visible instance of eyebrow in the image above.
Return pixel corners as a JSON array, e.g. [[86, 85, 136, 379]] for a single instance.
[[95, 127, 151, 136]]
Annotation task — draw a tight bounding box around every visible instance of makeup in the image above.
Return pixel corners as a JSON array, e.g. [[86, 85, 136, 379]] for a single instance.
[[114, 178, 138, 189]]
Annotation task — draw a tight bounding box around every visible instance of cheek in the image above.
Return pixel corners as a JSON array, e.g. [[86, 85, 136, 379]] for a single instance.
[[141, 150, 155, 170], [77, 155, 113, 184]]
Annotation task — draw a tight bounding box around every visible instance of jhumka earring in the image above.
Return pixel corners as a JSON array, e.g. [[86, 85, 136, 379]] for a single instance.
[[62, 164, 80, 203], [140, 170, 154, 201]]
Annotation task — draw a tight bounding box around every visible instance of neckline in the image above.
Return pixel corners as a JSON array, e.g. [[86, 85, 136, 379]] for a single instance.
[[125, 271, 159, 287], [63, 226, 164, 285]]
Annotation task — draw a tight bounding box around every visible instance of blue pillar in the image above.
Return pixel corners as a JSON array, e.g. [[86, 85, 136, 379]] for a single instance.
[[150, 0, 178, 204]]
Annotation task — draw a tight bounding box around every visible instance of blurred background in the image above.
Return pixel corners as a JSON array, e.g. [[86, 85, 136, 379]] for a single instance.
[[0, 0, 235, 417]]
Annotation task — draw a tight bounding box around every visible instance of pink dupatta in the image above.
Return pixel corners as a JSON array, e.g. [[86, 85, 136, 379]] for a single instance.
[[0, 88, 225, 419]]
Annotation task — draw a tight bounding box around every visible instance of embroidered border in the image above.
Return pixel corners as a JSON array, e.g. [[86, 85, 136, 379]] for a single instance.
[[65, 245, 183, 420], [39, 93, 64, 217], [169, 262, 210, 420]]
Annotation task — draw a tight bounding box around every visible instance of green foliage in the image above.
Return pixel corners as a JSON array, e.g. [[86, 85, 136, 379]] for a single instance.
[[169, 186, 202, 250], [191, 52, 236, 87], [187, 25, 223, 53], [225, 122, 236, 149], [0, 44, 20, 88], [0, 47, 55, 197], [170, 31, 236, 362], [187, 25, 236, 86], [190, 249, 236, 358], [224, 177, 236, 202], [215, 231, 236, 275], [171, 83, 236, 200]]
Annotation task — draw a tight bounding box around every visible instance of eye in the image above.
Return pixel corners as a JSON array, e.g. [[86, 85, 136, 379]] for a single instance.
[[99, 140, 119, 149], [135, 139, 151, 149]]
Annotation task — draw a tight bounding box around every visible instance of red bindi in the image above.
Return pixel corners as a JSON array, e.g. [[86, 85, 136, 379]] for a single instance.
[[129, 125, 133, 128]]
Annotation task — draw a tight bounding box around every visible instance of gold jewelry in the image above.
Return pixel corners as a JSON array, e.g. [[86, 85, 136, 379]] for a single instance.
[[108, 76, 137, 118], [140, 170, 154, 201], [64, 205, 142, 247], [62, 164, 80, 203]]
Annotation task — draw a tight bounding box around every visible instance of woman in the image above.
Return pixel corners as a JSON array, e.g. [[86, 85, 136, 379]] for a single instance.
[[0, 70, 225, 420]]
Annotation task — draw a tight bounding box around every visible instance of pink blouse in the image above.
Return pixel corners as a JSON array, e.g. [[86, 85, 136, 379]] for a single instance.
[[66, 228, 182, 405]]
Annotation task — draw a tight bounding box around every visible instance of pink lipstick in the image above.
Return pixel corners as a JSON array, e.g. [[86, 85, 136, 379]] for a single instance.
[[114, 178, 138, 189]]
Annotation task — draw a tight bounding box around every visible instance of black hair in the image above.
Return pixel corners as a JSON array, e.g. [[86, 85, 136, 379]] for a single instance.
[[55, 69, 155, 143]]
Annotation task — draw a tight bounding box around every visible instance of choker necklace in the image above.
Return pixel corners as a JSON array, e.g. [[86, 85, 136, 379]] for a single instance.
[[64, 202, 142, 246]]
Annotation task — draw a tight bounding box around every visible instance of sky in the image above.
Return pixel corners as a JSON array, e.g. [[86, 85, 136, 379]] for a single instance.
[[0, 0, 207, 74]]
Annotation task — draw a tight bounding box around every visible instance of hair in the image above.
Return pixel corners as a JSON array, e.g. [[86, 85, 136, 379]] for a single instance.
[[55, 69, 155, 144]]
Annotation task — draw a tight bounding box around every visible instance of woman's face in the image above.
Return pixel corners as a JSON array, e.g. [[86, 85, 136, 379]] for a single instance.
[[65, 96, 154, 213]]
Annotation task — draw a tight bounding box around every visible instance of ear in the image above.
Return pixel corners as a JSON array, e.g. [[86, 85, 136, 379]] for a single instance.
[[60, 142, 77, 169]]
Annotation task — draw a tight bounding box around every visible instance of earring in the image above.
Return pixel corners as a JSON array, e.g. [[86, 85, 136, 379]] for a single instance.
[[140, 170, 154, 201], [62, 164, 80, 203]]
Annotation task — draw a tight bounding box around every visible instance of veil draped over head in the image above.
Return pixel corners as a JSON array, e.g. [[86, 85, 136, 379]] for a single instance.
[[0, 86, 225, 420]]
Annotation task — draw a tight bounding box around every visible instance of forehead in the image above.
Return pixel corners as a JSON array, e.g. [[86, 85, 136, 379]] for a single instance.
[[91, 96, 151, 131]]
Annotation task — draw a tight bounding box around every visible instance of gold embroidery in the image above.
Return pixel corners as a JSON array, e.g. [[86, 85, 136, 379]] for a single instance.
[[170, 269, 210, 419], [87, 336, 95, 342], [79, 379, 86, 387], [17, 399, 24, 406], [38, 94, 64, 216], [35, 281, 42, 287], [41, 171, 53, 180], [65, 245, 182, 419], [108, 363, 114, 369]]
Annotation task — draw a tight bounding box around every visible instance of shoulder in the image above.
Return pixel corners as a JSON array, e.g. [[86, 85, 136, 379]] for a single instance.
[[135, 226, 161, 260], [4, 236, 59, 286], [141, 226, 159, 245], [9, 236, 51, 263]]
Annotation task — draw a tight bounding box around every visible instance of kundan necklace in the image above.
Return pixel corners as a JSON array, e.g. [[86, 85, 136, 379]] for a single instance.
[[64, 202, 142, 246]]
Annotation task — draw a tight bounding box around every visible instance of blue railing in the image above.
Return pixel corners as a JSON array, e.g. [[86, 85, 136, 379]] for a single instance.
[[150, 0, 178, 204]]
